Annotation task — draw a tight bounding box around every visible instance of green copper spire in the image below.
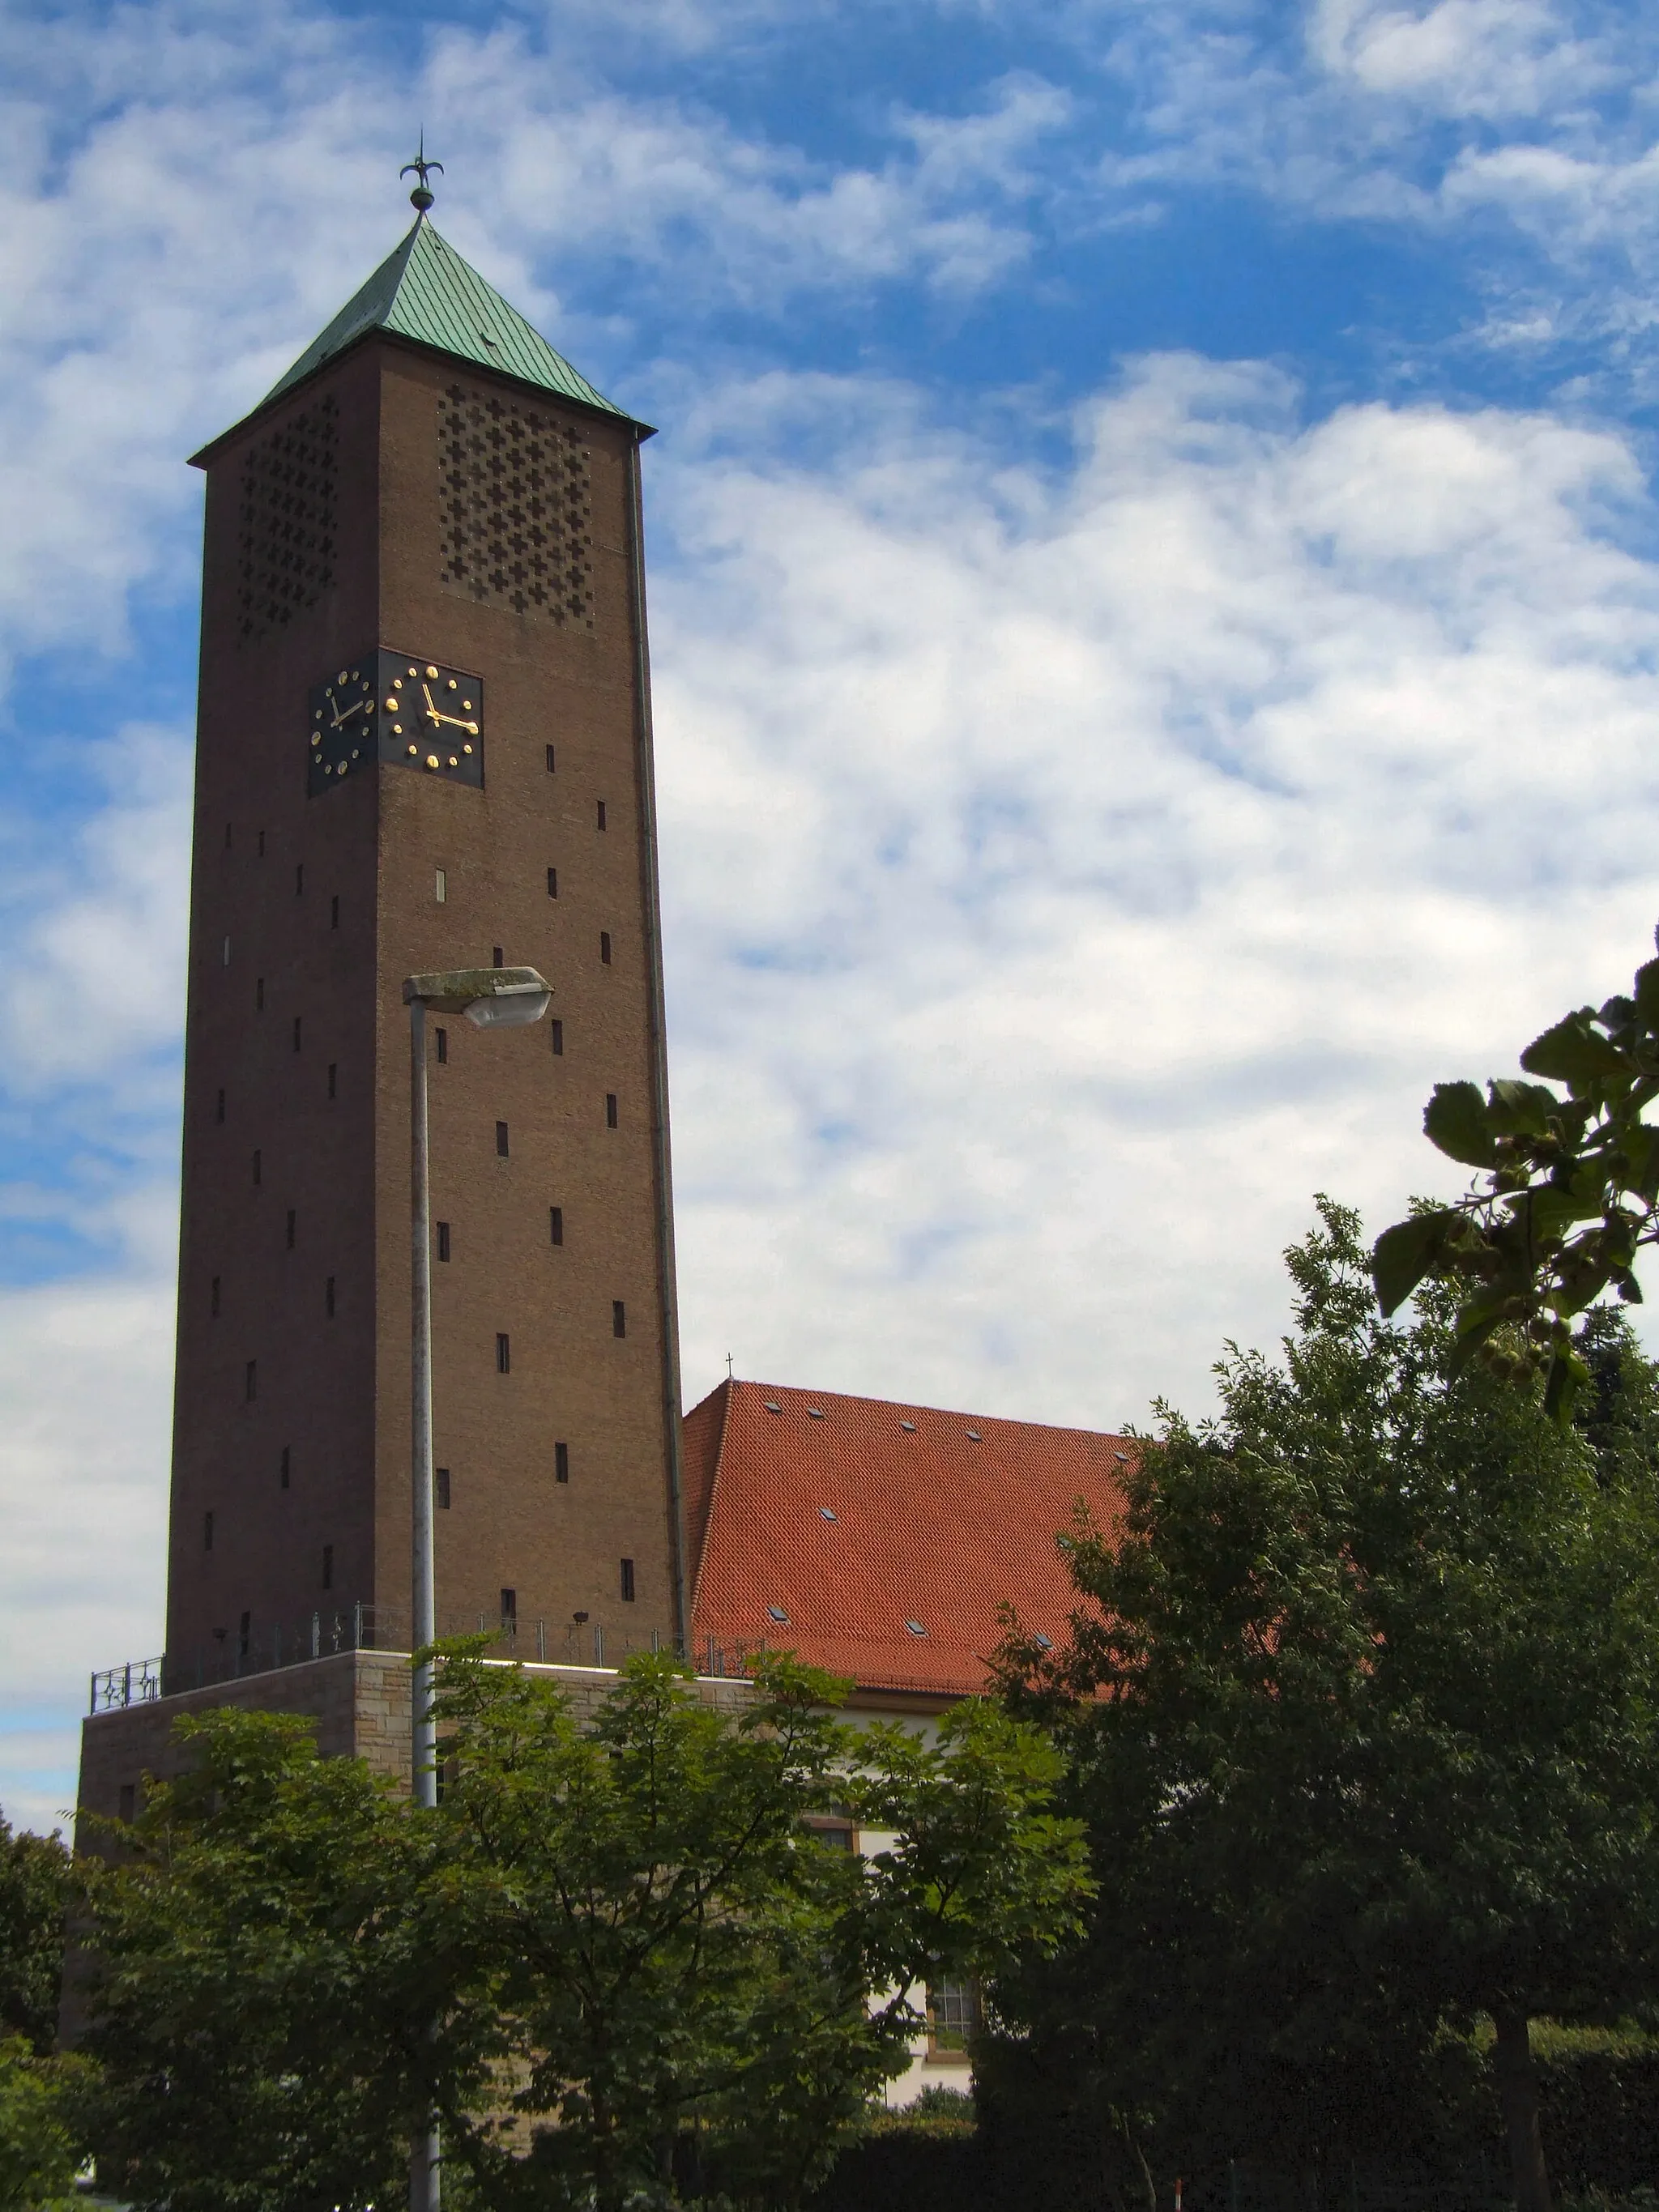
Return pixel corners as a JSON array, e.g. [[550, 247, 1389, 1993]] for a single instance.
[[263, 213, 630, 420]]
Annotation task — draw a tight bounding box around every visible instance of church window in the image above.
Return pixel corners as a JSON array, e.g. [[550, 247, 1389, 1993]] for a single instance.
[[322, 1543, 333, 1590], [555, 1441, 569, 1484], [599, 931, 612, 965], [620, 1558, 636, 1603], [437, 1222, 450, 1262], [547, 867, 557, 898], [497, 1333, 511, 1375], [437, 385, 592, 627], [203, 1511, 214, 1551], [435, 868, 446, 904], [236, 394, 339, 642], [497, 1120, 510, 1157], [436, 1468, 450, 1510], [210, 1276, 220, 1318], [549, 1206, 563, 1246], [551, 1020, 565, 1056], [612, 1300, 626, 1339], [605, 1093, 618, 1128]]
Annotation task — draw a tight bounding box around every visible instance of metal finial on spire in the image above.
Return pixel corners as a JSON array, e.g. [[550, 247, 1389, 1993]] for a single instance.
[[401, 133, 443, 215]]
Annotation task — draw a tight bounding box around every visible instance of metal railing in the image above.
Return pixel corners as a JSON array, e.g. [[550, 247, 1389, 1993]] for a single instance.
[[90, 1605, 696, 1711]]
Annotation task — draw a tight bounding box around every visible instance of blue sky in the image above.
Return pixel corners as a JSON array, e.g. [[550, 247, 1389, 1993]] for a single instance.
[[6, 0, 1659, 1831]]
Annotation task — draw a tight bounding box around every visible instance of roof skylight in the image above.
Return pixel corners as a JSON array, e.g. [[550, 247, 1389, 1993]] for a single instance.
[[764, 1401, 782, 1413], [966, 1430, 982, 1442], [808, 1408, 825, 1419], [766, 1605, 789, 1625], [820, 1507, 838, 1521], [899, 1420, 917, 1433], [903, 1619, 927, 1637]]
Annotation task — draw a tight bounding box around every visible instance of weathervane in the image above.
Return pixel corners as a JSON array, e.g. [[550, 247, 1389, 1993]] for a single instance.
[[401, 134, 444, 215]]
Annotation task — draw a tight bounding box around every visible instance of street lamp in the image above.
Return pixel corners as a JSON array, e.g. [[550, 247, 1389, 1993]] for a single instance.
[[403, 964, 550, 2212]]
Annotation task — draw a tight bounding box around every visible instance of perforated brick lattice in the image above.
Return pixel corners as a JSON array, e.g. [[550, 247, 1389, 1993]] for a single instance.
[[237, 398, 339, 641], [439, 386, 594, 624]]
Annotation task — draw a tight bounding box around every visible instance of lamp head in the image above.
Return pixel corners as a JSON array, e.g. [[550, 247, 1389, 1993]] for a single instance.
[[404, 965, 551, 1025]]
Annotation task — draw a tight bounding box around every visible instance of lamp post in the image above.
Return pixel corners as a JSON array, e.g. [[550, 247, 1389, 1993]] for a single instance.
[[403, 963, 550, 2212]]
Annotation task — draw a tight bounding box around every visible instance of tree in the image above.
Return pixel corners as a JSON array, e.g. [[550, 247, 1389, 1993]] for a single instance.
[[79, 1707, 482, 2212], [426, 1647, 1089, 2212], [79, 1651, 1088, 2212], [0, 1813, 73, 2054], [995, 1202, 1659, 2212], [0, 2039, 87, 2212], [1372, 923, 1659, 1422]]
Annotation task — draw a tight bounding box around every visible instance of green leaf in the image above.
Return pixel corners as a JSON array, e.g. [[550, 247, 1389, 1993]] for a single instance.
[[1371, 1211, 1461, 1318], [1422, 1081, 1497, 1166], [1520, 1012, 1627, 1093], [1542, 1343, 1590, 1426], [1485, 1079, 1561, 1138], [1632, 957, 1659, 1028], [1520, 1186, 1606, 1248]]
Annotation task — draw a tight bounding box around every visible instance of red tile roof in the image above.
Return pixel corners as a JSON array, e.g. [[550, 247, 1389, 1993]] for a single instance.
[[684, 1379, 1134, 1698]]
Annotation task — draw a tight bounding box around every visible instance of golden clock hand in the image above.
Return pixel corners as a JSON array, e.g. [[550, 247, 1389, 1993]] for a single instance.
[[430, 708, 480, 733]]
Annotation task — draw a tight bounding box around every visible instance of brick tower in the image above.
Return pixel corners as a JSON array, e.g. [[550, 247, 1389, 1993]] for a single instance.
[[162, 192, 686, 1681]]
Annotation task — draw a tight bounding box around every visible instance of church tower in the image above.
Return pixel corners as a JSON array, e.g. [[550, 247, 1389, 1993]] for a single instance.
[[164, 185, 686, 1677]]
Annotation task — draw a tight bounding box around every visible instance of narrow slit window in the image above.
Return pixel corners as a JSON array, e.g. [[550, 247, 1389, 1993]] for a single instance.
[[292, 1015, 302, 1052], [547, 867, 558, 898], [221, 936, 231, 967], [327, 1063, 337, 1100], [280, 1445, 291, 1490], [596, 799, 607, 831], [331, 894, 339, 930], [245, 1359, 257, 1401], [322, 1543, 333, 1590], [612, 1300, 626, 1339], [435, 1027, 448, 1065], [549, 1206, 564, 1247], [252, 1149, 262, 1187], [551, 1019, 564, 1057], [436, 1468, 451, 1511], [224, 822, 232, 850], [492, 945, 504, 968], [211, 1276, 221, 1318], [545, 743, 557, 774], [496, 1121, 510, 1157], [257, 829, 266, 859], [620, 1558, 635, 1603], [325, 1275, 335, 1319], [496, 1332, 511, 1375], [435, 868, 446, 904], [501, 1587, 517, 1625], [203, 1511, 214, 1552], [239, 1610, 251, 1656], [437, 1221, 450, 1262], [605, 1093, 618, 1129], [555, 1440, 569, 1484], [599, 931, 612, 965], [295, 863, 305, 896], [118, 1784, 135, 1823], [215, 1087, 226, 1124], [255, 977, 265, 1012]]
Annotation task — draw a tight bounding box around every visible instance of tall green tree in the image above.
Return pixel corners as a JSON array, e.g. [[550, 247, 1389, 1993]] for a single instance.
[[0, 1813, 72, 2054], [80, 1649, 1087, 2212], [995, 1202, 1659, 2212], [427, 1647, 1088, 2212]]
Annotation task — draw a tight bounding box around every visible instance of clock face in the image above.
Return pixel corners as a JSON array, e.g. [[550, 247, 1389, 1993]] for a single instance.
[[307, 650, 485, 797]]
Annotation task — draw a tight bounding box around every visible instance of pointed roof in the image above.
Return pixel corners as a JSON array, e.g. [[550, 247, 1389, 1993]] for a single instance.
[[262, 215, 632, 420]]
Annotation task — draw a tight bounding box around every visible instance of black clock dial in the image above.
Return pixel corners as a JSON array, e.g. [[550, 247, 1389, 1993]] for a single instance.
[[307, 650, 485, 798]]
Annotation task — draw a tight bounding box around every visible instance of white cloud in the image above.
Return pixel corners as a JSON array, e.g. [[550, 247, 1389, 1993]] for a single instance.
[[649, 356, 1659, 1432]]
